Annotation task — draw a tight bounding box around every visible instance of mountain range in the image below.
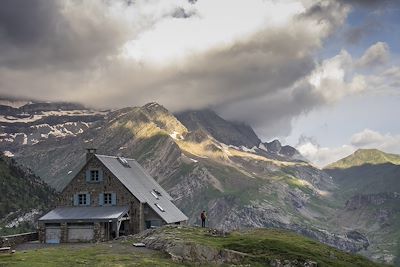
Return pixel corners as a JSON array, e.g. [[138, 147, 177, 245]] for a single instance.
[[0, 98, 399, 265]]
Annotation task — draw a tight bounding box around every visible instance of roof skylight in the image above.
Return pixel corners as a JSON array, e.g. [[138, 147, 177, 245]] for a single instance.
[[117, 157, 130, 168], [151, 190, 159, 199], [155, 203, 165, 212]]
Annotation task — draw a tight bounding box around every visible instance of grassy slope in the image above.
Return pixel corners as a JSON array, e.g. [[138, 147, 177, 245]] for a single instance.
[[324, 150, 400, 262], [326, 149, 400, 170], [0, 227, 389, 267], [135, 226, 389, 267], [0, 244, 187, 267], [0, 156, 57, 235]]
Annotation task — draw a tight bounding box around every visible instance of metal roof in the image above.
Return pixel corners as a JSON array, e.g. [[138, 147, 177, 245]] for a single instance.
[[95, 154, 188, 224], [39, 206, 129, 222]]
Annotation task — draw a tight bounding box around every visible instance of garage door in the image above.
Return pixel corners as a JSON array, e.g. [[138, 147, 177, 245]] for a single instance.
[[45, 226, 61, 244], [67, 223, 94, 242]]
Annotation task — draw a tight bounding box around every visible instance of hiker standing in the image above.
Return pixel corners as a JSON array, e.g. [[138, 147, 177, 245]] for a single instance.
[[200, 210, 207, 228]]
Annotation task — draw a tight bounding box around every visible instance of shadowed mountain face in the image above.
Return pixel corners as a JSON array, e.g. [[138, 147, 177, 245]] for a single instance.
[[2, 99, 398, 264], [0, 155, 57, 235], [175, 109, 261, 148], [325, 150, 400, 264]]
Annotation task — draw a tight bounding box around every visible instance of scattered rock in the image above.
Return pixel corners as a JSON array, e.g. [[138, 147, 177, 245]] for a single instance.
[[269, 259, 318, 267], [206, 228, 229, 237]]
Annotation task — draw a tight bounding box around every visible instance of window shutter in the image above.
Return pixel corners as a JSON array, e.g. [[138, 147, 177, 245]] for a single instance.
[[86, 193, 91, 206], [111, 193, 117, 206], [73, 194, 78, 206], [85, 170, 91, 182], [99, 170, 103, 181], [99, 193, 104, 206]]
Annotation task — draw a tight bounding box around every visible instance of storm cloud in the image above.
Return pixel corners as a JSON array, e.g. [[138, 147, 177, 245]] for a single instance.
[[0, 0, 373, 139]]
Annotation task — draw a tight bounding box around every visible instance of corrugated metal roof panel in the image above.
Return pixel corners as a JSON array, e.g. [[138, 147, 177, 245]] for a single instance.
[[38, 206, 129, 222], [95, 155, 188, 224]]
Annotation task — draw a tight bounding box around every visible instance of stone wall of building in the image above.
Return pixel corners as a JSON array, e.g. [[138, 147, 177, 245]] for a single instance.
[[59, 156, 163, 234], [38, 225, 45, 243], [0, 232, 38, 248]]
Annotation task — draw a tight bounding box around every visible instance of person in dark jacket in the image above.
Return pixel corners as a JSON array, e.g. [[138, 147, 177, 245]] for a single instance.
[[200, 210, 207, 228]]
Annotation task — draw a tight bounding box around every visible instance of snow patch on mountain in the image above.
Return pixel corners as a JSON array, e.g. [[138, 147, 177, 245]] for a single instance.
[[258, 143, 268, 152], [169, 131, 184, 140], [5, 209, 41, 228], [0, 110, 106, 123], [3, 151, 14, 157], [240, 146, 257, 153]]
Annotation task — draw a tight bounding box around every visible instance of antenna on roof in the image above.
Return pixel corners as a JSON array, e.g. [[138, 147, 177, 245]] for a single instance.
[[117, 156, 130, 168]]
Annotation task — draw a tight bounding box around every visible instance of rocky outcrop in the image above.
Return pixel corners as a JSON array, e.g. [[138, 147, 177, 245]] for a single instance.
[[132, 226, 247, 264], [345, 192, 400, 210], [131, 226, 326, 266], [293, 226, 369, 253], [269, 259, 318, 267]]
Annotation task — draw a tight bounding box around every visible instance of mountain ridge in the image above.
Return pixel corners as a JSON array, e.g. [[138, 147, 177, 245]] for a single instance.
[[325, 148, 400, 169]]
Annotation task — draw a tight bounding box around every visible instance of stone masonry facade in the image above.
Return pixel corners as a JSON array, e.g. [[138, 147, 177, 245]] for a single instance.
[[39, 154, 164, 242], [59, 155, 144, 234]]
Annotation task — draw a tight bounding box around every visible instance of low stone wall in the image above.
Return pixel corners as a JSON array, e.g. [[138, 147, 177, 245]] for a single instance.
[[0, 232, 38, 248]]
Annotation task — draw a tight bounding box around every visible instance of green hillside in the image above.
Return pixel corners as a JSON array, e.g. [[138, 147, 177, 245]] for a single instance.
[[324, 149, 400, 264], [0, 226, 389, 267], [0, 155, 57, 235], [325, 149, 400, 169]]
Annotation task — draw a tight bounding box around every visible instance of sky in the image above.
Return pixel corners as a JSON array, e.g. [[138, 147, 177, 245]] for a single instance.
[[0, 0, 399, 167]]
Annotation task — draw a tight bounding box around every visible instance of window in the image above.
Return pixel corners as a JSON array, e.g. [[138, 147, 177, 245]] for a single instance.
[[78, 194, 87, 205], [90, 170, 99, 181], [104, 193, 112, 205]]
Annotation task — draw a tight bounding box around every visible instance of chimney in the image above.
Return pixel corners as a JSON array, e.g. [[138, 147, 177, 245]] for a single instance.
[[86, 148, 97, 162]]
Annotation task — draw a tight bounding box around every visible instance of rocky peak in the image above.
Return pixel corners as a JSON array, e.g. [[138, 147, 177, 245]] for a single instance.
[[142, 103, 188, 136], [142, 102, 168, 113], [175, 109, 260, 147], [105, 103, 188, 138], [265, 139, 282, 153]]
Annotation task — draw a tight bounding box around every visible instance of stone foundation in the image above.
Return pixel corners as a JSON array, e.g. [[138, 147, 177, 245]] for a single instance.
[[0, 232, 38, 249]]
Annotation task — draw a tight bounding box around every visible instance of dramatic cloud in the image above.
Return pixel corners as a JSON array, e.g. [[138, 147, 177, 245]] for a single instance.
[[296, 136, 354, 168], [356, 42, 390, 68], [309, 50, 366, 101], [0, 0, 393, 140], [0, 0, 133, 69], [297, 129, 400, 168], [351, 129, 400, 151]]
